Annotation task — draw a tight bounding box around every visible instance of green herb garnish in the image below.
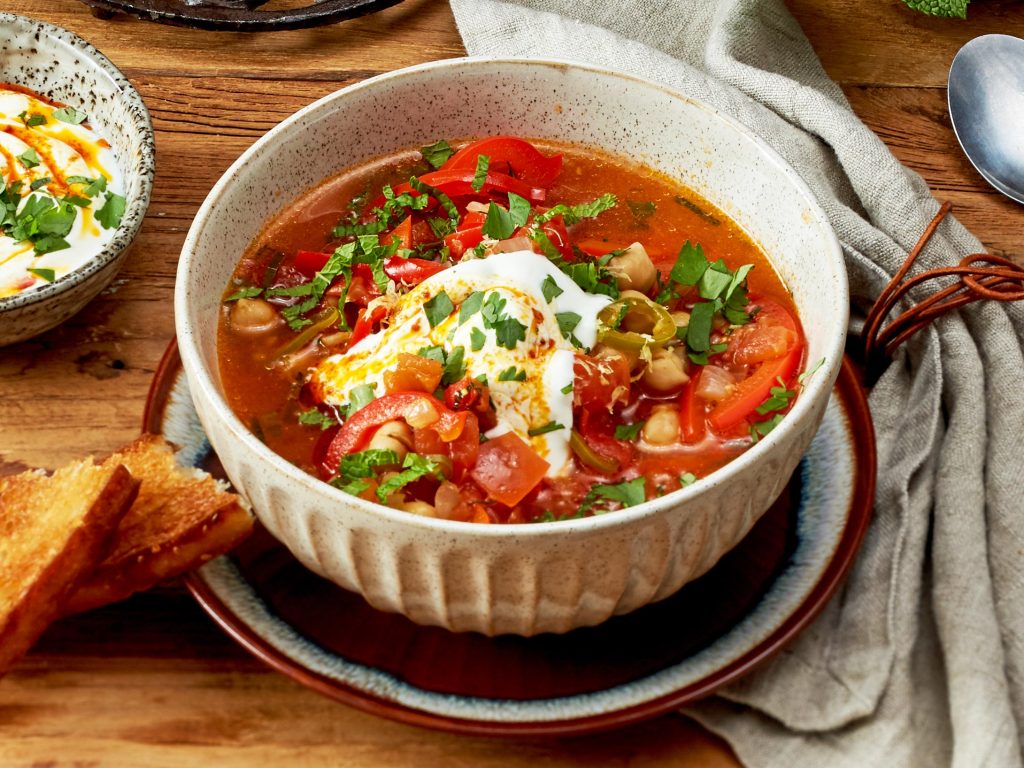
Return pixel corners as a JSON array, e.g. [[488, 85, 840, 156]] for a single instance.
[[614, 421, 645, 441], [420, 139, 454, 169], [528, 421, 564, 436], [423, 290, 454, 328]]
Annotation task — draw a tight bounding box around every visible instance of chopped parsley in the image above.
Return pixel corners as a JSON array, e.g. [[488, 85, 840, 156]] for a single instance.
[[471, 154, 490, 192], [626, 199, 656, 226], [614, 421, 645, 441], [687, 342, 728, 366], [298, 408, 338, 431], [508, 192, 531, 226], [420, 139, 454, 169], [330, 448, 400, 496], [578, 477, 646, 515], [344, 383, 377, 418], [459, 290, 485, 324], [376, 453, 445, 502], [685, 300, 717, 353], [224, 285, 263, 302], [534, 193, 617, 226], [54, 106, 88, 125], [26, 267, 55, 282], [679, 472, 698, 487], [497, 366, 527, 382], [29, 177, 51, 192], [560, 382, 573, 394], [555, 311, 582, 346], [17, 149, 39, 169], [19, 111, 45, 127], [750, 414, 784, 443], [528, 421, 564, 436], [442, 345, 467, 385], [756, 379, 796, 415], [423, 290, 454, 328], [96, 192, 126, 230], [470, 327, 486, 352], [541, 274, 563, 302]]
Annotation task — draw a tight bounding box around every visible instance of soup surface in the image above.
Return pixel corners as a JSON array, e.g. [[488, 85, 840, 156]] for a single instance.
[[218, 137, 807, 523]]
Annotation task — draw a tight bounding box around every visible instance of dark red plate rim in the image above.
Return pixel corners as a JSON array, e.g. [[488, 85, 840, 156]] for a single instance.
[[144, 339, 875, 737]]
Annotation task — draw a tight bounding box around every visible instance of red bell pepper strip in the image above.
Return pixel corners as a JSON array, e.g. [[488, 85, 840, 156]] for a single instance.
[[680, 367, 706, 443], [389, 170, 546, 206], [469, 431, 549, 507], [324, 392, 469, 474], [382, 256, 445, 285], [708, 342, 803, 432], [349, 303, 388, 347], [445, 225, 484, 259], [293, 249, 332, 277], [443, 136, 563, 187]]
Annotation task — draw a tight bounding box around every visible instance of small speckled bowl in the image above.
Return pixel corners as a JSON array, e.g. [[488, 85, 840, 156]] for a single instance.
[[0, 13, 154, 346], [176, 59, 848, 636]]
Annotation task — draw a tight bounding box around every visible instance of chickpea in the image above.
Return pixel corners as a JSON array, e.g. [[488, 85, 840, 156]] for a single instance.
[[671, 310, 691, 327], [400, 501, 437, 517], [606, 242, 656, 293], [230, 297, 280, 333], [367, 420, 414, 462], [642, 347, 690, 392], [593, 342, 640, 372], [643, 404, 681, 446]]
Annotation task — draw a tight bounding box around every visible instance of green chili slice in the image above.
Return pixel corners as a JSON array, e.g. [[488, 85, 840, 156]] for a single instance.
[[275, 306, 340, 358], [570, 429, 620, 474], [597, 294, 675, 352]]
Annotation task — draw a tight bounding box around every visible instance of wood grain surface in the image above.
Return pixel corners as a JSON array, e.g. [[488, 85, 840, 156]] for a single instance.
[[1, 0, 1022, 765]]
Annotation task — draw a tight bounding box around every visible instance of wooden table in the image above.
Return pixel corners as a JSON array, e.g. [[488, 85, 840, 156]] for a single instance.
[[1, 1, 1021, 764]]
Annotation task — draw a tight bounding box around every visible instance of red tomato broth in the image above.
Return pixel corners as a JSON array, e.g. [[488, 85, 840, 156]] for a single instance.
[[217, 137, 805, 523]]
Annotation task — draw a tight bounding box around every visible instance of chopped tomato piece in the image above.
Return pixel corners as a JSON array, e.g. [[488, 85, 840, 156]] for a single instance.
[[293, 249, 331, 277], [383, 353, 443, 394], [577, 410, 633, 471], [349, 303, 387, 346], [708, 343, 803, 433], [445, 225, 484, 259], [449, 412, 480, 479], [443, 136, 563, 187], [470, 432, 549, 507], [387, 216, 413, 250], [573, 352, 630, 411]]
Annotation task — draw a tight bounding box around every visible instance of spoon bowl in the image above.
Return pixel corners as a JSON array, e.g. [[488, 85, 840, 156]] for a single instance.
[[949, 34, 1024, 204]]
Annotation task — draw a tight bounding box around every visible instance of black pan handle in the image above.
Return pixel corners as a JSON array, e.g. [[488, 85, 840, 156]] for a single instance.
[[79, 0, 403, 32]]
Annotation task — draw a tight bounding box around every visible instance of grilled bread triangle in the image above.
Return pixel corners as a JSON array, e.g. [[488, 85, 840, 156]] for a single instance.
[[63, 434, 253, 615], [0, 461, 138, 673]]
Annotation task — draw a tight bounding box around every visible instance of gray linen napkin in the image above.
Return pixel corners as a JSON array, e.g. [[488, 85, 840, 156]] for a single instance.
[[449, 1, 1024, 765]]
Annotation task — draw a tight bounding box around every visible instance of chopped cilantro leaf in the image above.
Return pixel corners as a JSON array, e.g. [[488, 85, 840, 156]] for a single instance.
[[27, 267, 55, 282], [541, 274, 563, 303], [417, 345, 446, 365], [420, 139, 454, 169], [470, 327, 486, 352], [224, 286, 263, 302], [408, 176, 459, 225], [423, 290, 454, 328], [614, 421, 645, 441], [687, 342, 728, 366], [528, 421, 564, 436], [19, 111, 45, 127], [750, 413, 785, 443], [345, 383, 377, 418], [698, 259, 733, 300], [96, 192, 126, 230], [679, 472, 698, 487], [472, 154, 490, 192], [17, 149, 39, 169], [53, 106, 88, 125], [497, 366, 527, 382], [798, 357, 826, 385], [29, 177, 51, 192], [265, 283, 314, 298]]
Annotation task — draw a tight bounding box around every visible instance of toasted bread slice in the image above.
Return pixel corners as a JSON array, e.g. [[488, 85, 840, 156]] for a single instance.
[[0, 460, 138, 673], [63, 435, 253, 615]]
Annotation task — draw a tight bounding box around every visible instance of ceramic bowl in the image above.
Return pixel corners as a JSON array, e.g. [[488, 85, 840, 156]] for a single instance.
[[175, 58, 848, 636], [0, 13, 154, 346]]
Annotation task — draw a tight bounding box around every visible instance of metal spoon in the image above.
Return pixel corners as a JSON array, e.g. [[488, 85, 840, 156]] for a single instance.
[[948, 34, 1024, 204]]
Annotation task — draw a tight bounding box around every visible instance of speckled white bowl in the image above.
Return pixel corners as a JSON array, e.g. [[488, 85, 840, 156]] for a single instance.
[[176, 58, 847, 636], [0, 13, 154, 346]]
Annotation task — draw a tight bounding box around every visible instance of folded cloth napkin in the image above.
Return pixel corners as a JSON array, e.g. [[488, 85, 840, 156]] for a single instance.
[[449, 1, 1024, 765]]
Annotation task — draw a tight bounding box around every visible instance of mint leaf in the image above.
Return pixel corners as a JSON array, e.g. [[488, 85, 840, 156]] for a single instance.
[[482, 201, 515, 240], [535, 193, 617, 226], [669, 240, 709, 286], [508, 192, 532, 228], [442, 345, 467, 385]]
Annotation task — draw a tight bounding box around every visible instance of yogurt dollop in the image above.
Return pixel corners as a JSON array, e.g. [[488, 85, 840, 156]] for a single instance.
[[0, 84, 126, 298]]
